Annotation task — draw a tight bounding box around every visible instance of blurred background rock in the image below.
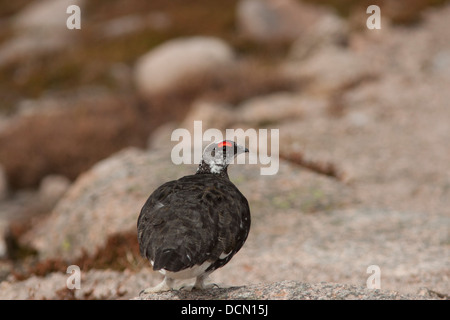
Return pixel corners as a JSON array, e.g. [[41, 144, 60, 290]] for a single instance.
[[0, 0, 449, 299]]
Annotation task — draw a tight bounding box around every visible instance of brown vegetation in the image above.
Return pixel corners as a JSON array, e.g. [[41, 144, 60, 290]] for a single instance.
[[280, 151, 345, 181], [303, 0, 449, 24], [10, 230, 142, 281]]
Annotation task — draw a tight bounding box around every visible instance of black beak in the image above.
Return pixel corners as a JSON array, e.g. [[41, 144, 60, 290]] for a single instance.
[[234, 144, 249, 155]]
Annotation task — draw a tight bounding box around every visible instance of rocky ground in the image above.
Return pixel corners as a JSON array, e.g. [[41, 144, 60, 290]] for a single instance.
[[0, 0, 449, 300]]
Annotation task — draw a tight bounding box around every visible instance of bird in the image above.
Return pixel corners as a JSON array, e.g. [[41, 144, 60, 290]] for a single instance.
[[137, 140, 251, 293]]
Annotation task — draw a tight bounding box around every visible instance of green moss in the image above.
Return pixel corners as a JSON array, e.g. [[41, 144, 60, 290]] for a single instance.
[[232, 175, 245, 185], [271, 191, 300, 210], [272, 196, 291, 210], [299, 187, 345, 213], [126, 184, 141, 194], [62, 238, 72, 252]]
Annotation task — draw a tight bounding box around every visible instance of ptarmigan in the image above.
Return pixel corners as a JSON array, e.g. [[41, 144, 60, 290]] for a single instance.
[[137, 140, 250, 293]]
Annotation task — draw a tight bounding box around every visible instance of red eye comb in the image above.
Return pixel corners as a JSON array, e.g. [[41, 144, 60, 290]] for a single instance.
[[218, 141, 233, 148]]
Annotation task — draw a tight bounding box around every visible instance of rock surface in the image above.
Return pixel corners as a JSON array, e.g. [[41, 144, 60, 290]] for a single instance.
[[16, 146, 449, 297], [0, 269, 145, 300], [0, 272, 439, 300], [135, 280, 437, 300]]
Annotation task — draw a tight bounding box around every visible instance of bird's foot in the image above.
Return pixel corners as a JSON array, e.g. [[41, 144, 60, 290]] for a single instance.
[[179, 282, 219, 291], [139, 277, 174, 296], [179, 275, 222, 291]]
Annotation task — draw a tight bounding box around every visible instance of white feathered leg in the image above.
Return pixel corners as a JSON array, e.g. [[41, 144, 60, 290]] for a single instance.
[[140, 276, 174, 295]]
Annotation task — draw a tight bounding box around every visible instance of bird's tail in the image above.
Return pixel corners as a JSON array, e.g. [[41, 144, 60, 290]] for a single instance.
[[152, 248, 184, 272]]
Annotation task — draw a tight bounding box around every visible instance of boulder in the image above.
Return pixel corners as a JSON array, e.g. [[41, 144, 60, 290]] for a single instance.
[[239, 92, 302, 124], [236, 0, 336, 43], [0, 0, 84, 66], [134, 37, 235, 96], [20, 148, 195, 261], [0, 269, 149, 300], [12, 0, 85, 32], [0, 275, 439, 300], [281, 46, 375, 93], [135, 280, 437, 300], [16, 144, 450, 296], [288, 12, 348, 61]]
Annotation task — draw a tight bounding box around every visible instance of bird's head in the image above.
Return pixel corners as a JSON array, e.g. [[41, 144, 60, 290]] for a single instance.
[[197, 140, 249, 176]]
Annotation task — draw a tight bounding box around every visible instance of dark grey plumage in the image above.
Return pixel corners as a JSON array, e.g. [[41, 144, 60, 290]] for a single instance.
[[137, 140, 250, 292]]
